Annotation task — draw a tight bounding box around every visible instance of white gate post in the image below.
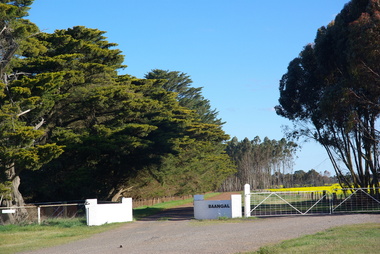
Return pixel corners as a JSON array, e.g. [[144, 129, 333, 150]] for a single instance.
[[37, 206, 41, 225], [244, 184, 251, 217]]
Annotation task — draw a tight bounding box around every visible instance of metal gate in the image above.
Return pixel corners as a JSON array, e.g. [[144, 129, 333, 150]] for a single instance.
[[332, 188, 380, 213], [243, 184, 380, 217], [249, 191, 331, 216]]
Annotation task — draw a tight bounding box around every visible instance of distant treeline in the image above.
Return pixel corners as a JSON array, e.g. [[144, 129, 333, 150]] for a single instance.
[[219, 137, 335, 191]]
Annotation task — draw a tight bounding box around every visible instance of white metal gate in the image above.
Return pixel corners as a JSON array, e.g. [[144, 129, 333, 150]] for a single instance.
[[332, 188, 380, 213], [247, 191, 331, 216], [243, 184, 380, 217]]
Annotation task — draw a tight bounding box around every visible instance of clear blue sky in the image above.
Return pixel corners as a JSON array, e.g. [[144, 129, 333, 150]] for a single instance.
[[27, 0, 350, 175]]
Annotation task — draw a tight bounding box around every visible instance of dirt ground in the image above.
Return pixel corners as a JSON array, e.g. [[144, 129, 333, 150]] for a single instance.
[[21, 193, 380, 254]]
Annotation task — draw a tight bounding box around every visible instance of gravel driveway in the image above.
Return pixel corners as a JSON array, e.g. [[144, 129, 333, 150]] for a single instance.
[[21, 207, 380, 254]]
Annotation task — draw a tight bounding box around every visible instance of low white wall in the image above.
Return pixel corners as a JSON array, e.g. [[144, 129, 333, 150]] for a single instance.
[[85, 198, 133, 226], [193, 194, 242, 220]]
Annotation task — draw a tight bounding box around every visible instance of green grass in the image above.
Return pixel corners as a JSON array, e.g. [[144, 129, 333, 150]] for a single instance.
[[248, 223, 380, 254], [0, 218, 125, 254]]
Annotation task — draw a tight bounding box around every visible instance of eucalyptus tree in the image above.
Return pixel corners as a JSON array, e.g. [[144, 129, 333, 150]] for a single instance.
[[276, 0, 380, 190], [220, 136, 296, 191]]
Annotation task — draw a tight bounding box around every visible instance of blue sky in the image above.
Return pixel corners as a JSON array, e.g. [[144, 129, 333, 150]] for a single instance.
[[27, 0, 350, 175]]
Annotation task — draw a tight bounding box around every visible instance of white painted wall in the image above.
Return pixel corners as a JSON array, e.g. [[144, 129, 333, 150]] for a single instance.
[[85, 198, 133, 226], [193, 194, 242, 220]]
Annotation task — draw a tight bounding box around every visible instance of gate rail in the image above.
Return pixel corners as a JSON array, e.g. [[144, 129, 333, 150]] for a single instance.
[[244, 184, 380, 217], [332, 188, 380, 214]]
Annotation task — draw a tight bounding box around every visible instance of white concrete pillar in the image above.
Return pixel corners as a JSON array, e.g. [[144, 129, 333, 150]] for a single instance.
[[244, 184, 251, 217], [230, 194, 242, 218], [85, 199, 98, 226], [37, 206, 41, 225], [121, 197, 133, 221]]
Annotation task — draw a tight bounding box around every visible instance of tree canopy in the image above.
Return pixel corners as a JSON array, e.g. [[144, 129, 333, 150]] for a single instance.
[[11, 26, 235, 201], [276, 0, 380, 190], [0, 0, 238, 215], [145, 69, 223, 125]]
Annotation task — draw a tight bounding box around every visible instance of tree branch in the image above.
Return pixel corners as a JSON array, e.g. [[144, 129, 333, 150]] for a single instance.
[[16, 109, 31, 117], [34, 118, 44, 130], [361, 60, 380, 79]]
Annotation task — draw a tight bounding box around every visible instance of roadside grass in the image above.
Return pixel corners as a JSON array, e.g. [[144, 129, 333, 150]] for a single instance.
[[0, 218, 125, 254], [247, 223, 380, 254]]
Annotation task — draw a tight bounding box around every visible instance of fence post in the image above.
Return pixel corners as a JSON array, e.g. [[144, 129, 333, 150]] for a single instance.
[[244, 184, 251, 217], [63, 202, 67, 218], [37, 206, 41, 225]]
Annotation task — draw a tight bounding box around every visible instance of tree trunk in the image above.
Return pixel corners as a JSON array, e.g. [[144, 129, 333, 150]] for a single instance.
[[0, 165, 28, 224]]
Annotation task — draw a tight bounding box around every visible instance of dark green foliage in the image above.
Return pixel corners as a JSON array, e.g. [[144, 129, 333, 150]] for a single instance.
[[1, 2, 235, 203], [22, 75, 235, 200], [145, 69, 223, 125], [14, 26, 235, 201]]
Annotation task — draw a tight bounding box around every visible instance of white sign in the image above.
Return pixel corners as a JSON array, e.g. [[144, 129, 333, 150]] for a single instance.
[[2, 209, 16, 214], [193, 194, 242, 220]]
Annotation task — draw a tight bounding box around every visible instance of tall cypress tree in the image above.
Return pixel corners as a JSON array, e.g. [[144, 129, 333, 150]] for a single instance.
[[16, 27, 235, 201], [0, 0, 64, 224]]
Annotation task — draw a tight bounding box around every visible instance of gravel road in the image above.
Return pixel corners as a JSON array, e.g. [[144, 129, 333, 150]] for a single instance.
[[20, 193, 380, 254]]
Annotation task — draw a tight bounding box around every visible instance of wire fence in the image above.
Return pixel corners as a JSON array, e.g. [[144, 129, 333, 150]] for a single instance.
[[0, 202, 86, 225], [248, 188, 380, 217]]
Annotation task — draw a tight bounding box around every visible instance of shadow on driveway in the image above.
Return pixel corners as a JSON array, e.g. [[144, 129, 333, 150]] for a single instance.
[[138, 205, 194, 221]]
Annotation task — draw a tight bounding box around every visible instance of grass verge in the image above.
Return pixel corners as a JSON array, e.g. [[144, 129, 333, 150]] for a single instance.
[[0, 218, 125, 254], [249, 223, 380, 254]]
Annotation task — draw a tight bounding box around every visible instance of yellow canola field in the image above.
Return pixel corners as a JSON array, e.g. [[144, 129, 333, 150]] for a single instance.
[[267, 184, 344, 194]]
